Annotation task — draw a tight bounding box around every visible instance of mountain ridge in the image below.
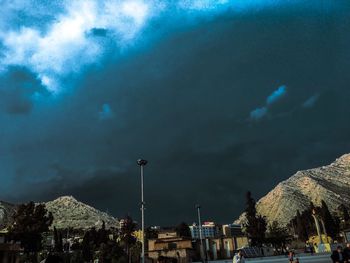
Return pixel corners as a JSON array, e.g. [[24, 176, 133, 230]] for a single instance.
[[0, 196, 119, 230], [45, 195, 119, 229], [236, 153, 350, 226], [0, 201, 16, 229]]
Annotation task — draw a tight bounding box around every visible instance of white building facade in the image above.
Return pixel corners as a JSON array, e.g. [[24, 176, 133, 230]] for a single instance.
[[189, 222, 220, 239]]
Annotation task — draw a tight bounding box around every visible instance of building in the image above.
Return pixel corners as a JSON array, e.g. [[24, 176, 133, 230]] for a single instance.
[[201, 234, 248, 260], [222, 224, 243, 237], [222, 224, 248, 249], [148, 229, 196, 263], [189, 222, 248, 260], [189, 222, 221, 239], [0, 230, 21, 263], [147, 222, 248, 262]]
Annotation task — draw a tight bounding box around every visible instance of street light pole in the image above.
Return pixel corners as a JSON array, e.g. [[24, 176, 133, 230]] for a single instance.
[[196, 204, 205, 263], [137, 159, 148, 263]]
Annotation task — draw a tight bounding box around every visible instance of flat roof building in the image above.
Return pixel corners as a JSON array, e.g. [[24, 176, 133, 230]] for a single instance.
[[189, 222, 221, 239]]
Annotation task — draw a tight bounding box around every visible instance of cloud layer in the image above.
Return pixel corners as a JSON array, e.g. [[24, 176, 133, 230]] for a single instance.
[[1, 0, 350, 225], [0, 0, 157, 93], [0, 0, 299, 95], [250, 85, 287, 120], [266, 85, 286, 105]]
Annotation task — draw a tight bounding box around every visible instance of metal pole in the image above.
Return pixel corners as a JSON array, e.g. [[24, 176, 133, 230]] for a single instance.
[[312, 214, 323, 244], [141, 164, 145, 263], [137, 159, 147, 263], [196, 205, 205, 263]]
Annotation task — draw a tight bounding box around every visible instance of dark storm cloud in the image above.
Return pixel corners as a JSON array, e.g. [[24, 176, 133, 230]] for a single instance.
[[90, 28, 109, 37], [98, 103, 114, 120], [302, 94, 320, 108], [0, 67, 46, 114], [250, 107, 267, 120], [1, 1, 350, 226]]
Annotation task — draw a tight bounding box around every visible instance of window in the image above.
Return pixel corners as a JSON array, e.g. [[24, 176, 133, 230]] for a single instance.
[[168, 242, 177, 250]]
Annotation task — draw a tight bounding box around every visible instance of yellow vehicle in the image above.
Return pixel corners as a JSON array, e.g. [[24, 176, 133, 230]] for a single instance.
[[308, 234, 332, 252]]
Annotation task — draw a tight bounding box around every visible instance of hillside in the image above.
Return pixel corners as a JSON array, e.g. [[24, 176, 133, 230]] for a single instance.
[[45, 196, 119, 229], [0, 201, 16, 229], [237, 154, 350, 226]]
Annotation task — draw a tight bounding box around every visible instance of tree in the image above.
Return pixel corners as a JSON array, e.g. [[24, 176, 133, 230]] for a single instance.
[[309, 201, 316, 211], [53, 226, 63, 252], [82, 231, 94, 262], [145, 227, 158, 239], [289, 201, 341, 242], [244, 191, 267, 246], [245, 191, 256, 220], [54, 226, 59, 250], [58, 231, 63, 252], [98, 239, 127, 263], [129, 241, 142, 263], [302, 204, 317, 236], [9, 201, 53, 262], [90, 227, 99, 245], [98, 221, 109, 245], [266, 221, 288, 253], [120, 216, 137, 263], [320, 200, 338, 239], [295, 210, 309, 242], [81, 223, 128, 263], [337, 204, 350, 226], [256, 215, 268, 245], [175, 222, 191, 238]]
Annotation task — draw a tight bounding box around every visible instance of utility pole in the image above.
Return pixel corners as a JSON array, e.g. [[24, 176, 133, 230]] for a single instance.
[[196, 204, 205, 263], [137, 159, 148, 263]]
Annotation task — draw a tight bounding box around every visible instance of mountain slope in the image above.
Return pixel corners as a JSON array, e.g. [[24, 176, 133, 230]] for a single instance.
[[45, 196, 119, 229], [0, 201, 16, 229], [237, 154, 350, 226]]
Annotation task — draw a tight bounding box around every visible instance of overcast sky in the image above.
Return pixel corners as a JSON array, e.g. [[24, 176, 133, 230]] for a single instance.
[[1, 0, 350, 226]]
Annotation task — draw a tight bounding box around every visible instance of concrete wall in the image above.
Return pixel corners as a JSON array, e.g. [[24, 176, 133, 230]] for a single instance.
[[150, 239, 193, 251], [148, 248, 195, 263]]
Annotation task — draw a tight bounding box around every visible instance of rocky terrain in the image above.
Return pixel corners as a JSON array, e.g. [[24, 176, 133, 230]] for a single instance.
[[45, 196, 119, 229], [0, 196, 119, 230], [237, 153, 350, 226], [0, 201, 15, 229]]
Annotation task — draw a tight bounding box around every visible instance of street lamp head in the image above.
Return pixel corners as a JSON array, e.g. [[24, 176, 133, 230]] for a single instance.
[[137, 159, 148, 166], [195, 204, 201, 209]]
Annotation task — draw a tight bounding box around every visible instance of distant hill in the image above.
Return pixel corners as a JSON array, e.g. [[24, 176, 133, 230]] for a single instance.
[[45, 196, 119, 229], [236, 154, 350, 226], [0, 201, 16, 229], [0, 196, 119, 230]]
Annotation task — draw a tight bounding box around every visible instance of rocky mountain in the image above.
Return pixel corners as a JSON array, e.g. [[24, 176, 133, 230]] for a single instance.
[[0, 196, 119, 230], [236, 153, 350, 226], [0, 201, 16, 229], [45, 196, 119, 229]]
